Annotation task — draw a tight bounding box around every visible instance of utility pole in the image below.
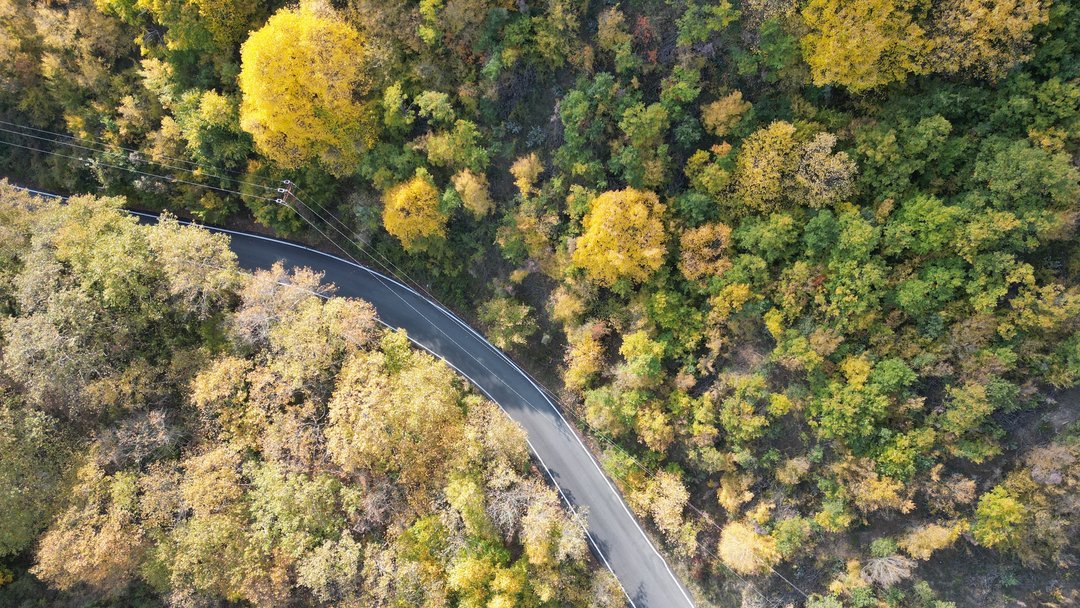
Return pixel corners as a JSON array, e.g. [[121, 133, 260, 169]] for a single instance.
[[277, 179, 295, 212]]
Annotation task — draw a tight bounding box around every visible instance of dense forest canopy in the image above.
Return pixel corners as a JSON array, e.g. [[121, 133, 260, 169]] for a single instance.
[[1, 0, 1079, 605]]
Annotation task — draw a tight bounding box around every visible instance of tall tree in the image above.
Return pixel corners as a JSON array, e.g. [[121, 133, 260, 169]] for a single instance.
[[801, 0, 931, 91], [239, 4, 376, 175], [572, 188, 668, 287]]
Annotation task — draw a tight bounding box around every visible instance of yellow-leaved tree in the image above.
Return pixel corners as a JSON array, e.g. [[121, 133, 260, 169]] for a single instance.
[[678, 222, 733, 283], [717, 520, 780, 575], [801, 0, 931, 92], [238, 3, 375, 176], [451, 169, 494, 216], [929, 0, 1049, 78], [733, 120, 799, 212], [382, 175, 446, 251], [572, 188, 667, 287], [701, 91, 751, 137]]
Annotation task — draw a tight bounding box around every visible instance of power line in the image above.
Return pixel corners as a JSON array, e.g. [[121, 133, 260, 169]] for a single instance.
[[0, 137, 283, 204], [17, 178, 802, 604], [0, 122, 279, 193], [9, 160, 810, 599], [286, 186, 447, 308], [0, 119, 280, 191]]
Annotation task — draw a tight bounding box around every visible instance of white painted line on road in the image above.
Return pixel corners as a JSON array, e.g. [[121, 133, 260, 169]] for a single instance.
[[394, 324, 638, 608]]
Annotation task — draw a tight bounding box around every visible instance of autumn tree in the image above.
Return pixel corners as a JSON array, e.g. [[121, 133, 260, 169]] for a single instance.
[[679, 222, 734, 284], [32, 461, 146, 597], [796, 133, 857, 208], [617, 330, 666, 389], [733, 121, 799, 212], [564, 326, 605, 392], [0, 402, 64, 558], [326, 338, 467, 497], [630, 471, 699, 557], [899, 520, 967, 560], [596, 7, 638, 73], [718, 520, 780, 575], [424, 119, 490, 173], [701, 91, 752, 137], [972, 485, 1026, 550], [510, 153, 544, 197], [382, 175, 447, 251], [146, 213, 241, 318], [929, 0, 1049, 78], [801, 0, 931, 92], [572, 188, 668, 287], [611, 102, 671, 188], [452, 169, 494, 216], [239, 4, 375, 175]]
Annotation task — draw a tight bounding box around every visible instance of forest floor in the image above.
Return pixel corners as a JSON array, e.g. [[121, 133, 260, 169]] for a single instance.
[[924, 388, 1079, 608]]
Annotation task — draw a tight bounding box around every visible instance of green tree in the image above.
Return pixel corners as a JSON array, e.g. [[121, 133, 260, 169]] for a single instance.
[[611, 102, 671, 189], [0, 402, 64, 558], [478, 296, 539, 350]]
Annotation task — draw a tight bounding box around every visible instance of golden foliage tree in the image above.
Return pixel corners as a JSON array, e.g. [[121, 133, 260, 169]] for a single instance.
[[678, 222, 734, 283], [238, 4, 374, 176], [898, 520, 967, 560], [520, 485, 588, 568], [734, 121, 799, 212], [801, 0, 931, 92], [929, 0, 1049, 78], [382, 175, 447, 251], [717, 520, 780, 575], [510, 152, 544, 197], [452, 169, 494, 216], [572, 188, 667, 287], [629, 471, 699, 557], [564, 326, 604, 392], [701, 91, 751, 137], [32, 461, 145, 597], [326, 342, 465, 497]]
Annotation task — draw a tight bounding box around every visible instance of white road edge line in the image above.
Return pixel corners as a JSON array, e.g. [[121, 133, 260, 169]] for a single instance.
[[390, 322, 638, 608]]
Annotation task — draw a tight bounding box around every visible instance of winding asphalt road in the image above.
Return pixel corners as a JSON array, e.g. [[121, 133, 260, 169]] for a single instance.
[[131, 211, 697, 608]]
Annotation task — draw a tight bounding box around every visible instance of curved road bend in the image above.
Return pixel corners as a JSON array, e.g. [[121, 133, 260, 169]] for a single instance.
[[131, 212, 697, 608]]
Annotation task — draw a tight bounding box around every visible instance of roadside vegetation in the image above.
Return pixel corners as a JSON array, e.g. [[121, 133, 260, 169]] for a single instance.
[[1, 0, 1079, 605], [0, 188, 620, 607]]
